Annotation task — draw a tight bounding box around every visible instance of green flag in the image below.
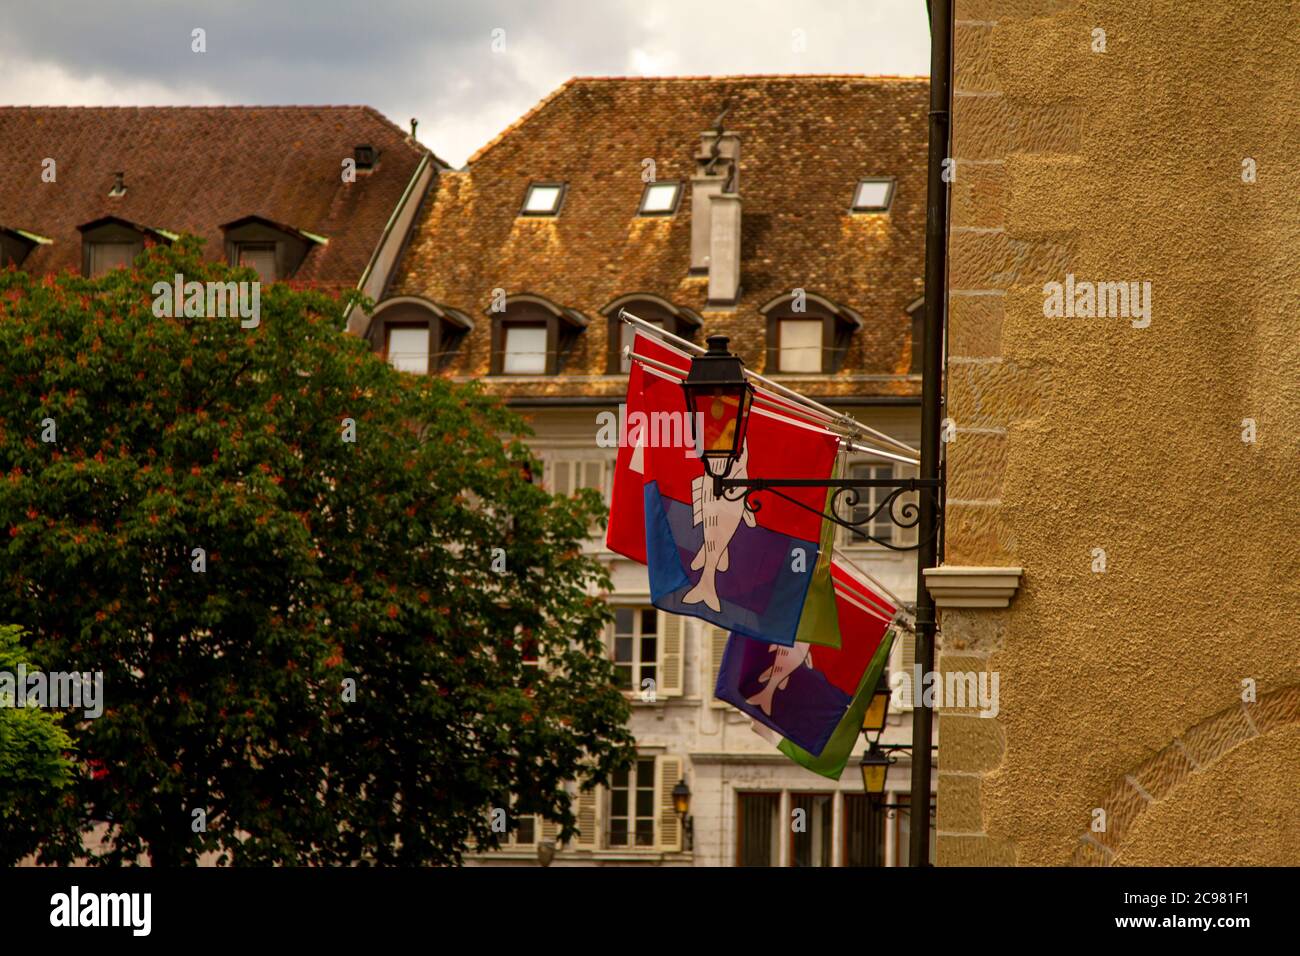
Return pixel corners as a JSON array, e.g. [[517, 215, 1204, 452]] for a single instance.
[[778, 627, 897, 779]]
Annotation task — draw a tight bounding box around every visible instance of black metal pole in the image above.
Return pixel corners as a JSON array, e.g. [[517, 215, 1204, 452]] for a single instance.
[[910, 0, 951, 867]]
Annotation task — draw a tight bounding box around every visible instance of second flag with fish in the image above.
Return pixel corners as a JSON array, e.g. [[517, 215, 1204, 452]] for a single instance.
[[640, 370, 840, 646]]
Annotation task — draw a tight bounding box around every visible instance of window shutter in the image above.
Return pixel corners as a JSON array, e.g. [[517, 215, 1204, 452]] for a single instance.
[[658, 612, 684, 698], [895, 631, 917, 710], [574, 786, 600, 848], [709, 625, 731, 708], [582, 460, 603, 492], [656, 756, 684, 852], [553, 460, 572, 496], [540, 818, 558, 844]]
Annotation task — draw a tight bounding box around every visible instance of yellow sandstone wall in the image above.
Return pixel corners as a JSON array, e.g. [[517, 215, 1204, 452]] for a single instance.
[[937, 0, 1300, 865]]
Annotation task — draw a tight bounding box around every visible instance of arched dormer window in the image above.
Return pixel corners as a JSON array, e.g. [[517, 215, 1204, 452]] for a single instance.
[[488, 293, 589, 376], [759, 291, 863, 374], [367, 296, 473, 375], [220, 215, 328, 284], [600, 294, 702, 373]]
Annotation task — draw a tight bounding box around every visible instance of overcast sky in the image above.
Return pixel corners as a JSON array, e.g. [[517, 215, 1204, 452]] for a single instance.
[[0, 0, 930, 167]]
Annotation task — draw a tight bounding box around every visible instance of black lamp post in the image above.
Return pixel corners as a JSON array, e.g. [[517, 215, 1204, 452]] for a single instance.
[[671, 778, 694, 851]]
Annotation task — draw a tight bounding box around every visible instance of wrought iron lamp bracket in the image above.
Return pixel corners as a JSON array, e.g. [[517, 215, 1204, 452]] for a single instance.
[[713, 475, 944, 552]]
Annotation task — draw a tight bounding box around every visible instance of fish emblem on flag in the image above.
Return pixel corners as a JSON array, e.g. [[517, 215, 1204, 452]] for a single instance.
[[683, 442, 756, 612], [745, 642, 814, 715]]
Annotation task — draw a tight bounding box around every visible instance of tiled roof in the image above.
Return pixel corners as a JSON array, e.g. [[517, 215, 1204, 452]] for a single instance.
[[0, 106, 434, 293], [389, 76, 928, 399]]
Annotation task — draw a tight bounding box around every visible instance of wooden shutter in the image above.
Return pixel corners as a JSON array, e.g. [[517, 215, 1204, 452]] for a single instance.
[[708, 625, 731, 708], [540, 818, 558, 844], [656, 756, 684, 852], [895, 630, 917, 710], [573, 785, 600, 848], [658, 611, 684, 698]]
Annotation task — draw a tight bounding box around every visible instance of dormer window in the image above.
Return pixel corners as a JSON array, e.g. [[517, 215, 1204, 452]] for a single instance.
[[237, 243, 278, 283], [489, 294, 588, 376], [851, 177, 895, 213], [761, 292, 863, 374], [221, 216, 327, 284], [367, 296, 473, 375], [776, 319, 823, 373], [77, 216, 172, 278], [521, 183, 566, 217], [600, 295, 702, 373], [638, 181, 682, 216], [502, 324, 547, 374]]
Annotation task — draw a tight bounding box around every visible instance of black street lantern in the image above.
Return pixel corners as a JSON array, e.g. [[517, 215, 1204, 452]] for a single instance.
[[860, 741, 893, 797], [671, 778, 691, 817], [681, 335, 752, 479], [861, 669, 892, 737]]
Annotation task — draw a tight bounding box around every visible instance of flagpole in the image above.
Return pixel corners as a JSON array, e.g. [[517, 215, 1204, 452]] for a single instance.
[[625, 347, 921, 466], [619, 309, 921, 456]]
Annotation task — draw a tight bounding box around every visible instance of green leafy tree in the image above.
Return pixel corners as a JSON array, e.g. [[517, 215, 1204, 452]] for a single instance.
[[0, 624, 76, 861], [0, 239, 632, 865]]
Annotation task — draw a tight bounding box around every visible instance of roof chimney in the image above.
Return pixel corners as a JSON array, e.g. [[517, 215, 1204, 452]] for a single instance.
[[690, 128, 741, 304]]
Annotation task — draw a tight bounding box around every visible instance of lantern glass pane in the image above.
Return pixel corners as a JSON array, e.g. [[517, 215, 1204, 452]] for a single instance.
[[695, 386, 745, 457], [862, 763, 888, 795], [862, 692, 889, 734]]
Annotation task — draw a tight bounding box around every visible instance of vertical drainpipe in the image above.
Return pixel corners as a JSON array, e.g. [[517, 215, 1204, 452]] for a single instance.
[[910, 0, 952, 867]]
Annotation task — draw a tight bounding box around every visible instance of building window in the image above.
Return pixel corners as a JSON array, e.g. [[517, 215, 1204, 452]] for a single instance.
[[521, 182, 566, 216], [546, 457, 609, 499], [607, 757, 657, 848], [843, 794, 887, 867], [736, 792, 781, 866], [237, 243, 278, 283], [602, 296, 700, 374], [851, 177, 895, 213], [501, 323, 548, 374], [838, 462, 917, 547], [384, 325, 430, 374], [777, 318, 824, 373], [611, 606, 657, 693], [619, 318, 664, 372], [638, 181, 681, 216], [88, 241, 139, 277], [789, 793, 834, 867]]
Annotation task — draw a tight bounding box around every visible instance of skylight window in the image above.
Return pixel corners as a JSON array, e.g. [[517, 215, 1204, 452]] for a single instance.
[[638, 181, 681, 216], [852, 178, 895, 213], [521, 183, 565, 216]]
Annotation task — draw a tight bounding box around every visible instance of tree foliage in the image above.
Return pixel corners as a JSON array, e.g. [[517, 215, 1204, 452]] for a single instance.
[[0, 240, 632, 864], [0, 623, 76, 860]]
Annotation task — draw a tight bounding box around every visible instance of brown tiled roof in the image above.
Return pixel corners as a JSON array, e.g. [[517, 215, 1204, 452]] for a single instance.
[[390, 76, 928, 399], [0, 106, 434, 293]]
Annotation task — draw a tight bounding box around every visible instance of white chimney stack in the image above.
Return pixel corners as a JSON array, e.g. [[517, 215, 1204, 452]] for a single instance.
[[689, 129, 741, 305]]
